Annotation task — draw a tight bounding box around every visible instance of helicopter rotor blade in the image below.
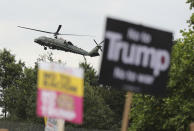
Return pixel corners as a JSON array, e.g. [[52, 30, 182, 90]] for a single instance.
[[93, 39, 98, 46], [99, 40, 104, 45], [18, 25, 94, 37], [99, 40, 104, 51], [17, 26, 55, 34], [58, 33, 94, 37], [55, 25, 62, 35]]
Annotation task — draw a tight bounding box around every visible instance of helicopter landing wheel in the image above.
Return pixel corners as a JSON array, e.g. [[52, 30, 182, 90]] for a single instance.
[[44, 47, 47, 50]]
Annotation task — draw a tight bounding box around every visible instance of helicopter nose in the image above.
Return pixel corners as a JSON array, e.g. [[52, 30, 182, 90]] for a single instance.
[[34, 39, 38, 43]]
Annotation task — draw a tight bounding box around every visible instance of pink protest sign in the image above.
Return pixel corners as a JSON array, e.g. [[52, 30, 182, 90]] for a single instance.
[[36, 62, 84, 124]]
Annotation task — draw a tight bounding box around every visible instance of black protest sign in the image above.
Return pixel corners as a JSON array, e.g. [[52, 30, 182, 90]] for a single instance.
[[99, 18, 173, 96]]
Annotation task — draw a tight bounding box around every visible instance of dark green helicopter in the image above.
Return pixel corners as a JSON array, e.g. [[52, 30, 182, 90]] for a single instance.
[[18, 25, 104, 57]]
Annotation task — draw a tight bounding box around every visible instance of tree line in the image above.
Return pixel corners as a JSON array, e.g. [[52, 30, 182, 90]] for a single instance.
[[0, 0, 193, 130], [129, 1, 194, 130], [0, 51, 125, 130]]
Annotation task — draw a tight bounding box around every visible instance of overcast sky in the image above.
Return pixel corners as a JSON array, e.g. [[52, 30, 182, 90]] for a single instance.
[[0, 0, 192, 71]]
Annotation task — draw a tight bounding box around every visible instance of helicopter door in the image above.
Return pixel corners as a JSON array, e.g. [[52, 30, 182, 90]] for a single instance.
[[63, 40, 67, 45]]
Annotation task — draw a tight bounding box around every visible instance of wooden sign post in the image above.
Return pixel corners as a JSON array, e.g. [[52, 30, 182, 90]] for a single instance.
[[0, 129, 8, 131], [190, 123, 194, 131], [121, 92, 133, 131]]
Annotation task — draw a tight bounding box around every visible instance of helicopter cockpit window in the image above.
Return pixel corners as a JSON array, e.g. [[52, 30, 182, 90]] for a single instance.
[[67, 41, 73, 45], [39, 36, 46, 40]]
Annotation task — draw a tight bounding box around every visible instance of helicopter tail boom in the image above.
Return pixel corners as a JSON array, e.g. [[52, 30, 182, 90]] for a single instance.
[[88, 40, 104, 57], [88, 46, 100, 57]]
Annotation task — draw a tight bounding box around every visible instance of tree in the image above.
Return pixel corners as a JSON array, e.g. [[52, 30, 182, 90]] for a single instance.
[[129, 1, 194, 130], [187, 0, 194, 10], [0, 49, 25, 118], [0, 51, 57, 123], [79, 62, 99, 86], [4, 67, 40, 121]]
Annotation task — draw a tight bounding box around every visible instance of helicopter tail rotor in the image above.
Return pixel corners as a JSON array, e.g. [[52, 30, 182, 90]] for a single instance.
[[93, 39, 104, 52], [88, 40, 104, 57]]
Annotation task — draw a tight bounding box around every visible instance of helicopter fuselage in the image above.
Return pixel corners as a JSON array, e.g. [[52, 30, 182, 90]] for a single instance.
[[18, 25, 102, 57], [34, 36, 99, 56]]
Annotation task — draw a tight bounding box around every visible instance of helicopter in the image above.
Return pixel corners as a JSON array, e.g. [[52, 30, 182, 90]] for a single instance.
[[18, 25, 104, 57]]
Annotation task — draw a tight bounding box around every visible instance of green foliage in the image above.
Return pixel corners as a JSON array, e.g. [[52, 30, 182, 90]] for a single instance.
[[99, 86, 125, 128], [186, 0, 194, 9], [0, 49, 44, 123], [37, 52, 54, 62], [4, 67, 40, 122], [0, 49, 25, 118], [130, 95, 165, 131], [81, 82, 116, 129], [129, 8, 194, 131], [79, 62, 99, 86], [186, 0, 194, 27]]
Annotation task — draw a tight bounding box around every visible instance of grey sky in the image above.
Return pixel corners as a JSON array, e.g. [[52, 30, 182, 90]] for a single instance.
[[0, 0, 192, 70]]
